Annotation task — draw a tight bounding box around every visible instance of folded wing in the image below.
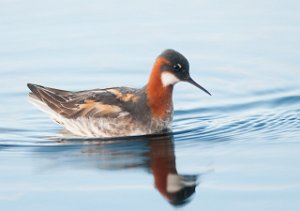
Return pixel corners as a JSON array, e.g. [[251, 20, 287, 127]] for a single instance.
[[27, 83, 139, 119]]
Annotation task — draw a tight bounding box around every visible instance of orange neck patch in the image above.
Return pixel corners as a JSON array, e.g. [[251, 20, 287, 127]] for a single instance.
[[147, 58, 173, 119]]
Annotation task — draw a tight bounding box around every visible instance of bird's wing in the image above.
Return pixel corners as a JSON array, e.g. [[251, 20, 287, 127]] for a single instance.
[[27, 83, 141, 119]]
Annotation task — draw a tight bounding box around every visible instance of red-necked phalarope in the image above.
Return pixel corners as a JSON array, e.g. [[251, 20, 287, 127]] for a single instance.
[[27, 49, 211, 137]]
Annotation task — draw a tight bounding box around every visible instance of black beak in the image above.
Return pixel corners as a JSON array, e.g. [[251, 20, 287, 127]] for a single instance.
[[186, 77, 211, 96]]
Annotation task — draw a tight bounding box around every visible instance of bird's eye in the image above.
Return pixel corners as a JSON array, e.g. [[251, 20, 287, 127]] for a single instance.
[[173, 63, 182, 70]]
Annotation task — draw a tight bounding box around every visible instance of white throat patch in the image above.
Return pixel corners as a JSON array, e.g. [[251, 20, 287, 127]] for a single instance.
[[161, 72, 180, 87]]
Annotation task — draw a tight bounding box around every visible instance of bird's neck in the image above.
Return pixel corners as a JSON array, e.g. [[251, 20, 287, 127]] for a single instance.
[[146, 58, 173, 119]]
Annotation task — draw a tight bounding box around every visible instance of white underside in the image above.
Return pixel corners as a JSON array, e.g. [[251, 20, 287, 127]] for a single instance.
[[28, 96, 171, 138]]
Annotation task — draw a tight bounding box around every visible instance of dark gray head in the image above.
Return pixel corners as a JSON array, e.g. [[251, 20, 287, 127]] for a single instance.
[[158, 49, 211, 96]]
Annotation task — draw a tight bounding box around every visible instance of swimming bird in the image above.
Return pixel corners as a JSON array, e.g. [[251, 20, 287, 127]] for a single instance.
[[27, 49, 211, 137]]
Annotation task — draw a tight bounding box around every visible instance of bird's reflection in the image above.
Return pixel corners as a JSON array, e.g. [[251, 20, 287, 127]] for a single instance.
[[46, 133, 199, 206], [147, 135, 198, 206]]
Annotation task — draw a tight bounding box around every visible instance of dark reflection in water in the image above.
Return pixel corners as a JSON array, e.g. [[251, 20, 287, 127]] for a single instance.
[[146, 134, 198, 206], [40, 134, 199, 207]]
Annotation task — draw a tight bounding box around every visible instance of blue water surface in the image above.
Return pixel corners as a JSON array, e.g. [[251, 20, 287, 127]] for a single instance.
[[0, 0, 300, 210]]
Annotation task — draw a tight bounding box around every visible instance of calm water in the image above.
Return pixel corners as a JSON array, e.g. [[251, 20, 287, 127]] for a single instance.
[[1, 0, 300, 210]]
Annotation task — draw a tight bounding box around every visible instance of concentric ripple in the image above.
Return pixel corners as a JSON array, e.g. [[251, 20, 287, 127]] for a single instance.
[[173, 91, 300, 145], [0, 90, 300, 152]]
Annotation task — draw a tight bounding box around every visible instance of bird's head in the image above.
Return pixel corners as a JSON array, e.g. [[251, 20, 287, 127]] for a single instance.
[[154, 49, 211, 96]]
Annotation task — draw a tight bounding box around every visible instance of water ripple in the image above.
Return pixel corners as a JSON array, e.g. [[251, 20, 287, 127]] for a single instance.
[[0, 91, 299, 150], [173, 92, 300, 146]]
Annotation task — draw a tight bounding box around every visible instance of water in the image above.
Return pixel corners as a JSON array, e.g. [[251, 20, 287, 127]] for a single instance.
[[1, 0, 300, 210]]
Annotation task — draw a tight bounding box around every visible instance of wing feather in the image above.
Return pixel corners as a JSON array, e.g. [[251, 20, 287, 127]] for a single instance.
[[27, 83, 138, 119]]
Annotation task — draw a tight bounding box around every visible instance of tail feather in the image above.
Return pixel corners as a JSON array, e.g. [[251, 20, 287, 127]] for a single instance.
[[27, 83, 69, 115], [27, 83, 67, 102]]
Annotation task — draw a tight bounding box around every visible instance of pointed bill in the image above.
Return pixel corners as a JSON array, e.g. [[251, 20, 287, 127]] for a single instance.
[[186, 77, 211, 96]]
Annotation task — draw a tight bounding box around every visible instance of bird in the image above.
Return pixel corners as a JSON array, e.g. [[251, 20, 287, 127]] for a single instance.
[[27, 49, 211, 138]]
